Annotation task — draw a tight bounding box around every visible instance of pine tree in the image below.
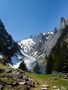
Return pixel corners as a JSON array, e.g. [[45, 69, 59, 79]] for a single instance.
[[46, 54, 53, 74], [19, 61, 27, 71]]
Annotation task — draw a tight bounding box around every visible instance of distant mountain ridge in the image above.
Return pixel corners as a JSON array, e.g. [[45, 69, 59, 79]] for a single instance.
[[18, 31, 54, 57]]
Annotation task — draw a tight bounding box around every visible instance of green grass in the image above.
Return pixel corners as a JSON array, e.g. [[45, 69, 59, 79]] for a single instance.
[[27, 72, 68, 90], [0, 63, 11, 69], [0, 63, 68, 90]]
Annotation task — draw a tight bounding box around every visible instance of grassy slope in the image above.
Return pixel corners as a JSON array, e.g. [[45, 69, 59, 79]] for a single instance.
[[27, 72, 68, 90], [0, 63, 68, 90], [0, 63, 25, 90]]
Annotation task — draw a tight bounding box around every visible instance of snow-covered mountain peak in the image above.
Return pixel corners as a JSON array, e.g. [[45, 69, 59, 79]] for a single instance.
[[20, 38, 35, 46], [42, 32, 46, 35], [18, 38, 35, 53], [42, 32, 54, 35], [48, 32, 54, 35]]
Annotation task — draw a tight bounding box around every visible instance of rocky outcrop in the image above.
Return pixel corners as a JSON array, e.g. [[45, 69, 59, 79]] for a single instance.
[[0, 63, 36, 90]]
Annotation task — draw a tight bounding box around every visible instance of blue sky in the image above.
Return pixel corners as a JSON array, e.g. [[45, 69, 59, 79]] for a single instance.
[[0, 0, 68, 40]]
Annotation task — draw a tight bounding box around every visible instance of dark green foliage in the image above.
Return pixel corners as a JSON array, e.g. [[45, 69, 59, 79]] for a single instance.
[[0, 19, 19, 59], [53, 41, 68, 72], [46, 54, 53, 74], [33, 62, 40, 74], [46, 26, 68, 74], [19, 61, 27, 71]]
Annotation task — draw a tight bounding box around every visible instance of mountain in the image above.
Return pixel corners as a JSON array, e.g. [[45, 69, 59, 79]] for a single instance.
[[18, 31, 54, 57], [46, 17, 68, 74], [0, 17, 68, 74], [0, 19, 37, 72], [18, 31, 55, 73], [18, 17, 68, 74], [0, 19, 24, 68], [18, 38, 35, 54], [0, 17, 68, 90], [0, 20, 36, 90]]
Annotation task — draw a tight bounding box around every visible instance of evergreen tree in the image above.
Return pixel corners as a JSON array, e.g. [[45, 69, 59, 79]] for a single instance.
[[46, 54, 53, 74], [19, 61, 27, 71]]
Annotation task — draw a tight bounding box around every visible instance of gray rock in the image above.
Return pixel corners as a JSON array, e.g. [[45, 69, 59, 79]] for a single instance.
[[0, 84, 3, 90]]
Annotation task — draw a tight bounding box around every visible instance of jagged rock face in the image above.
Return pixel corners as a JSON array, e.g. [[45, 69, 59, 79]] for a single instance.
[[37, 18, 68, 59], [18, 32, 54, 57], [18, 38, 35, 54], [33, 32, 54, 57], [0, 19, 19, 58]]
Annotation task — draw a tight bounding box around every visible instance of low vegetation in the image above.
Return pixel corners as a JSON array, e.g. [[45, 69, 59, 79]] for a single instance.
[[0, 63, 36, 90], [0, 62, 68, 90], [27, 72, 68, 90]]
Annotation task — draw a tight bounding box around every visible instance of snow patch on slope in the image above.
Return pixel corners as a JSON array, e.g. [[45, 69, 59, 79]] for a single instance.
[[20, 50, 36, 71], [10, 50, 36, 71], [9, 52, 23, 69]]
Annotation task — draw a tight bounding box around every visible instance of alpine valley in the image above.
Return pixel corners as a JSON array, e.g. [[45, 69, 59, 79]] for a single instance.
[[0, 17, 68, 74], [0, 17, 68, 90]]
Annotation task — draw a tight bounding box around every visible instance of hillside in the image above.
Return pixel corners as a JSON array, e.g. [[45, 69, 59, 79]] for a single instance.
[[46, 18, 68, 74], [0, 62, 37, 90]]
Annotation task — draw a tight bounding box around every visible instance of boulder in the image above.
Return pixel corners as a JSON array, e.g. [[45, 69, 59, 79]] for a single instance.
[[0, 84, 3, 90]]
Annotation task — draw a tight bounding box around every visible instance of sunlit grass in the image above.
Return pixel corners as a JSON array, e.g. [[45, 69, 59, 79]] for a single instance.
[[27, 72, 68, 90]]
